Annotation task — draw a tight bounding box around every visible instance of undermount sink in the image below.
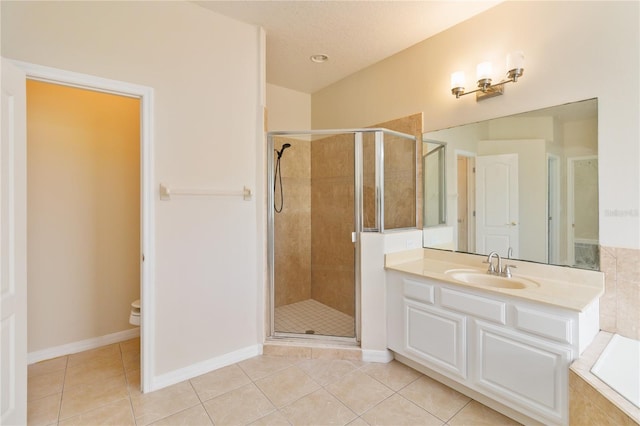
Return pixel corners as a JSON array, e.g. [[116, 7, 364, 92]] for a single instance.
[[445, 269, 540, 289]]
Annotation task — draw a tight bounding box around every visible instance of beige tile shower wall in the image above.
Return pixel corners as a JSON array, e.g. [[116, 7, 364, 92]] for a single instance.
[[362, 133, 377, 229], [309, 115, 422, 316], [599, 246, 640, 340], [384, 134, 417, 229], [372, 114, 423, 229], [362, 133, 416, 230], [311, 133, 356, 316], [274, 137, 311, 308]]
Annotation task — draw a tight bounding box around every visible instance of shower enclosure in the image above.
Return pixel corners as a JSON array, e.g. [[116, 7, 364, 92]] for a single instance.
[[267, 129, 417, 342]]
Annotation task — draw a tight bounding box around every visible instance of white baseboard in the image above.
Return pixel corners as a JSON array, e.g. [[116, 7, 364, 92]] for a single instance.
[[28, 328, 140, 365], [149, 344, 263, 392], [362, 349, 394, 363]]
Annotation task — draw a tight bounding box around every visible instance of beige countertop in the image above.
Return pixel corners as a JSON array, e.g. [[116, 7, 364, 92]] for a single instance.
[[385, 248, 605, 312]]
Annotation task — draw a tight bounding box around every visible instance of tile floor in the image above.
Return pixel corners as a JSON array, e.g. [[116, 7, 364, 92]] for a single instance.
[[27, 338, 521, 425], [275, 299, 355, 337]]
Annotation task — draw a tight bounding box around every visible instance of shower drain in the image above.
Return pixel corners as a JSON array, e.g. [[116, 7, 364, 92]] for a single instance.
[[305, 330, 315, 334]]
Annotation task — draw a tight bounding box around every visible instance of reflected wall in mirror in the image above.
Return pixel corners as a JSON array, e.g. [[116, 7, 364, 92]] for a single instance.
[[423, 141, 446, 227], [423, 98, 599, 270]]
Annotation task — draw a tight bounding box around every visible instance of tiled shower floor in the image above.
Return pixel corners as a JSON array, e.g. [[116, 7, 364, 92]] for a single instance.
[[274, 299, 355, 337]]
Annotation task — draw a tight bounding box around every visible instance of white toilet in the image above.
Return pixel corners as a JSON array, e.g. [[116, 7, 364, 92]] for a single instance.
[[129, 299, 141, 326]]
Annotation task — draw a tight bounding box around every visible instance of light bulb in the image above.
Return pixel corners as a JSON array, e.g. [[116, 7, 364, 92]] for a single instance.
[[451, 71, 465, 89], [507, 51, 525, 71], [507, 51, 525, 81], [476, 62, 493, 81]]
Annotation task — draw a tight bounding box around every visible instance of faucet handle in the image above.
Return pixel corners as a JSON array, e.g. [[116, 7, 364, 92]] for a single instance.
[[483, 259, 497, 274], [502, 264, 517, 278]]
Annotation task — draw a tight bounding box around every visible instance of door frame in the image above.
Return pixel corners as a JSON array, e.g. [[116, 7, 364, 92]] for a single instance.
[[547, 153, 561, 264], [266, 129, 364, 344], [454, 150, 476, 252], [10, 60, 155, 392]]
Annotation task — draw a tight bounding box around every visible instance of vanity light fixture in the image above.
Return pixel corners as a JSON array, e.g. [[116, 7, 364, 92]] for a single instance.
[[451, 51, 524, 101], [310, 54, 329, 63]]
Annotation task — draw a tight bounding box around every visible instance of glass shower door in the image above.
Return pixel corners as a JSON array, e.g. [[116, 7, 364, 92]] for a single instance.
[[268, 128, 416, 341], [270, 132, 358, 340]]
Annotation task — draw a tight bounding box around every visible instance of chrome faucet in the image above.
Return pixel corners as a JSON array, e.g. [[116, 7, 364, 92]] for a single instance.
[[485, 251, 501, 275], [485, 250, 518, 277]]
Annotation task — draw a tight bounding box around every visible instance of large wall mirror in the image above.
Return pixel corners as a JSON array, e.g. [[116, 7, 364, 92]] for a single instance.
[[423, 98, 599, 270]]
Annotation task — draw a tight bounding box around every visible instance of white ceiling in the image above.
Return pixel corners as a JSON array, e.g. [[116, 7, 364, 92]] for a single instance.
[[195, 1, 502, 94]]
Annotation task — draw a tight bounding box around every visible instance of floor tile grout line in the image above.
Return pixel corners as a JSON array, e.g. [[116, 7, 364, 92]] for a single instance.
[[249, 360, 327, 424], [187, 378, 219, 426], [55, 355, 70, 424], [317, 362, 452, 424], [446, 398, 474, 424], [246, 380, 281, 425], [319, 370, 393, 420], [120, 340, 139, 426], [395, 390, 449, 424]]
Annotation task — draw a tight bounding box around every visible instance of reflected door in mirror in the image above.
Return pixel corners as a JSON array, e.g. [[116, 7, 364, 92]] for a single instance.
[[476, 154, 519, 257]]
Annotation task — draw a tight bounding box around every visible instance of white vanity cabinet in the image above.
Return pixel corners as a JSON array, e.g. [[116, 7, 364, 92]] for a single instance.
[[386, 270, 599, 426]]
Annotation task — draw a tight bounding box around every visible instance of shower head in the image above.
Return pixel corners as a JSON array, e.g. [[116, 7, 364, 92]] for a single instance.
[[276, 143, 292, 159]]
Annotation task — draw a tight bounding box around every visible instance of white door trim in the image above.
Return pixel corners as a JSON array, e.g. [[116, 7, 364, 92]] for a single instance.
[[547, 153, 561, 264], [2, 58, 28, 426], [454, 150, 476, 253], [9, 59, 155, 393]]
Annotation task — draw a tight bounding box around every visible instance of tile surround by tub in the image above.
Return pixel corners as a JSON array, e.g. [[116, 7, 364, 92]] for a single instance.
[[569, 332, 639, 425], [599, 246, 640, 340], [27, 338, 520, 425]]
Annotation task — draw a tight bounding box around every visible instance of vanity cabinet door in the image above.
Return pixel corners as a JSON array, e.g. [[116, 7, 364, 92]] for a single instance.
[[473, 320, 571, 425], [405, 300, 467, 379]]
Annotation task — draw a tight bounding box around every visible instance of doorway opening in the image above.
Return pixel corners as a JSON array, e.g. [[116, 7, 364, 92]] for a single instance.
[[26, 80, 141, 365], [14, 60, 155, 393], [567, 155, 599, 269], [456, 152, 475, 253], [547, 154, 561, 264]]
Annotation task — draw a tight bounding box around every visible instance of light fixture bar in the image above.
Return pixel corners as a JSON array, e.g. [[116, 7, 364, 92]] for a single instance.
[[451, 51, 525, 101]]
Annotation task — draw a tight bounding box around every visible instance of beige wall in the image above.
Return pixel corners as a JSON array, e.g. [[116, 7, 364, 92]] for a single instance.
[[27, 80, 140, 352], [309, 1, 639, 339], [311, 1, 639, 252], [266, 84, 311, 131], [2, 1, 263, 379]]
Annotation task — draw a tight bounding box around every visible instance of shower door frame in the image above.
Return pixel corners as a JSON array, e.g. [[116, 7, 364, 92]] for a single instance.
[[267, 128, 417, 343]]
